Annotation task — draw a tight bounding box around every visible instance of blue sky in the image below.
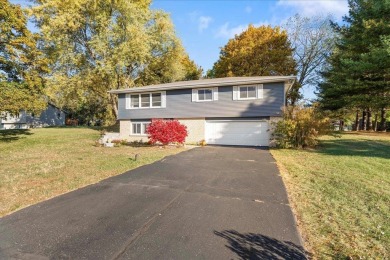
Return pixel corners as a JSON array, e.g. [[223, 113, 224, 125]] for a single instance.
[[151, 0, 349, 99], [12, 0, 349, 99]]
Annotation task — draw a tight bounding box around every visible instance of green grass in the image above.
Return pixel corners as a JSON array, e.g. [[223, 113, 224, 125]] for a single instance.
[[0, 127, 185, 217], [271, 133, 390, 259]]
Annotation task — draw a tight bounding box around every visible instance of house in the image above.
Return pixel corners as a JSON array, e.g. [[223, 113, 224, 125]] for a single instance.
[[0, 103, 66, 130], [109, 76, 295, 146]]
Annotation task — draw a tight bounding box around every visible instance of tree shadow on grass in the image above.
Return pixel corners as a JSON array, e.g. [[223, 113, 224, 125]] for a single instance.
[[214, 230, 308, 260], [0, 129, 33, 142], [313, 138, 390, 159]]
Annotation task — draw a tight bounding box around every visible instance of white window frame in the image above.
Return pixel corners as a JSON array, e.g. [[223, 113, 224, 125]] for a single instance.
[[126, 91, 166, 109], [192, 87, 218, 102], [197, 88, 213, 102], [131, 122, 150, 136], [233, 84, 263, 101]]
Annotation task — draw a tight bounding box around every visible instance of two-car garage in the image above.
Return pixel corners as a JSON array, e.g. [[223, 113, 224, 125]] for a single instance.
[[205, 120, 270, 146]]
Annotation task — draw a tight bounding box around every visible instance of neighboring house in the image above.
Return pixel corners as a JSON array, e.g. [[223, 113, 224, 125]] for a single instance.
[[0, 103, 66, 130], [109, 76, 295, 146]]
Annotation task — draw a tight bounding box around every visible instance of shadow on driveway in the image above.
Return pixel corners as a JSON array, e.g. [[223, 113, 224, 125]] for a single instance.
[[215, 230, 308, 259]]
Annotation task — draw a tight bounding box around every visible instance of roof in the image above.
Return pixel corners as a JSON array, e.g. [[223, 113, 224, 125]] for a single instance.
[[108, 76, 296, 94]]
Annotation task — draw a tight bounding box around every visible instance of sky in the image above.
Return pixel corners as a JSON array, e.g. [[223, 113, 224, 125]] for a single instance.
[[11, 0, 350, 99]]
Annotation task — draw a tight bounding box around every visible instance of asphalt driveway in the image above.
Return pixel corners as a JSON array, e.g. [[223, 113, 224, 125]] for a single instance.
[[0, 146, 306, 259]]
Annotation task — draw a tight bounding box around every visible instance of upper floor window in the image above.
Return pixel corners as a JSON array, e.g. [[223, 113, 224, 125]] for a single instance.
[[126, 92, 166, 109], [233, 84, 263, 100], [239, 86, 257, 99], [192, 87, 218, 102]]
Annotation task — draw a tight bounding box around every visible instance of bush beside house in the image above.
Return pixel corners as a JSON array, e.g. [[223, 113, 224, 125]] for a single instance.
[[147, 119, 188, 145]]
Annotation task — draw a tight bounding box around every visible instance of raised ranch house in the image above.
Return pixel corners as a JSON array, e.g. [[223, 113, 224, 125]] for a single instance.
[[0, 103, 66, 130], [109, 76, 295, 146]]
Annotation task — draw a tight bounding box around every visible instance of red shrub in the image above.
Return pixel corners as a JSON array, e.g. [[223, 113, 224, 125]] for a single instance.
[[146, 119, 188, 145]]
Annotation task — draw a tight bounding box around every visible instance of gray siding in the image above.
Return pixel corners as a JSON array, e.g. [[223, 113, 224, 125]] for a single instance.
[[117, 82, 284, 120]]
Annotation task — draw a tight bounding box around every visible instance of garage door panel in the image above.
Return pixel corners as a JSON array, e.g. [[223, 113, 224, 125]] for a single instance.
[[205, 121, 269, 146]]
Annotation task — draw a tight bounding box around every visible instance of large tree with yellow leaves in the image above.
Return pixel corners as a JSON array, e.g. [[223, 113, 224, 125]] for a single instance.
[[211, 25, 296, 79], [0, 0, 48, 115], [31, 0, 201, 123]]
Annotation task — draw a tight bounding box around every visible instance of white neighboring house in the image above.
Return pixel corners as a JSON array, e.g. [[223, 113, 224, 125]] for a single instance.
[[0, 103, 66, 130]]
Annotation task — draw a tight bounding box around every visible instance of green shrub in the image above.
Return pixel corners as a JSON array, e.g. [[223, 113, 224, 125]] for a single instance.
[[272, 105, 333, 149]]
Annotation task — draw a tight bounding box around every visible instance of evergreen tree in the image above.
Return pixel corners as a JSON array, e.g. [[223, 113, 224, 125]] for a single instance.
[[318, 0, 390, 131]]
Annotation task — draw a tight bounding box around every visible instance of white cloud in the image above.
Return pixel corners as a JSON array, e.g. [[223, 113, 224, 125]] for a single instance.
[[198, 16, 213, 32], [188, 11, 213, 33], [277, 0, 349, 20], [245, 6, 252, 14], [215, 21, 269, 39]]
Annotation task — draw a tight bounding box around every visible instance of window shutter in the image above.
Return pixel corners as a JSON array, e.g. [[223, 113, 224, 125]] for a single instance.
[[161, 91, 166, 108], [192, 89, 198, 102], [233, 86, 238, 100], [213, 87, 218, 101], [126, 94, 130, 109], [257, 84, 264, 99]]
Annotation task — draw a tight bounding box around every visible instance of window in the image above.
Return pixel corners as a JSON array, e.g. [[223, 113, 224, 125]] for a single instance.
[[192, 87, 218, 102], [131, 95, 140, 108], [152, 93, 161, 107], [127, 92, 165, 109], [198, 89, 213, 101], [132, 122, 150, 135], [233, 84, 263, 100], [141, 94, 150, 107], [239, 86, 256, 99]]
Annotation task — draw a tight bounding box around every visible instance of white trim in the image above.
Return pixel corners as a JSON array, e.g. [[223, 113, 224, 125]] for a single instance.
[[192, 89, 198, 102], [257, 84, 264, 99], [213, 87, 218, 101], [233, 86, 238, 100], [161, 91, 166, 108], [125, 94, 130, 109]]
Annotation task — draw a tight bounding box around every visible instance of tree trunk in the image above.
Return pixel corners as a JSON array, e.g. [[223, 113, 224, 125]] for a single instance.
[[340, 120, 344, 131], [374, 113, 378, 131], [367, 109, 372, 131], [379, 108, 386, 131], [109, 94, 118, 119], [354, 110, 359, 131], [362, 110, 367, 131]]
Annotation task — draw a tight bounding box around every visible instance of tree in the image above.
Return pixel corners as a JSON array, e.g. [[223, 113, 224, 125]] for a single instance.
[[211, 25, 296, 79], [283, 15, 336, 105], [318, 0, 390, 131], [31, 0, 200, 124], [272, 104, 333, 148], [0, 0, 48, 115]]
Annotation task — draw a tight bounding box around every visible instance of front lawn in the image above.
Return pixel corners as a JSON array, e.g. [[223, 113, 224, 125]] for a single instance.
[[0, 128, 185, 217], [271, 133, 390, 259]]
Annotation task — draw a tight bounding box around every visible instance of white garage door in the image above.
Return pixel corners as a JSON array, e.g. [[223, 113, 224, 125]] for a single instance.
[[205, 120, 270, 146]]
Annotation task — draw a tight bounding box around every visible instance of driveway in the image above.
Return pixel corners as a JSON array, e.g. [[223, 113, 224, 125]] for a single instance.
[[0, 146, 306, 259]]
